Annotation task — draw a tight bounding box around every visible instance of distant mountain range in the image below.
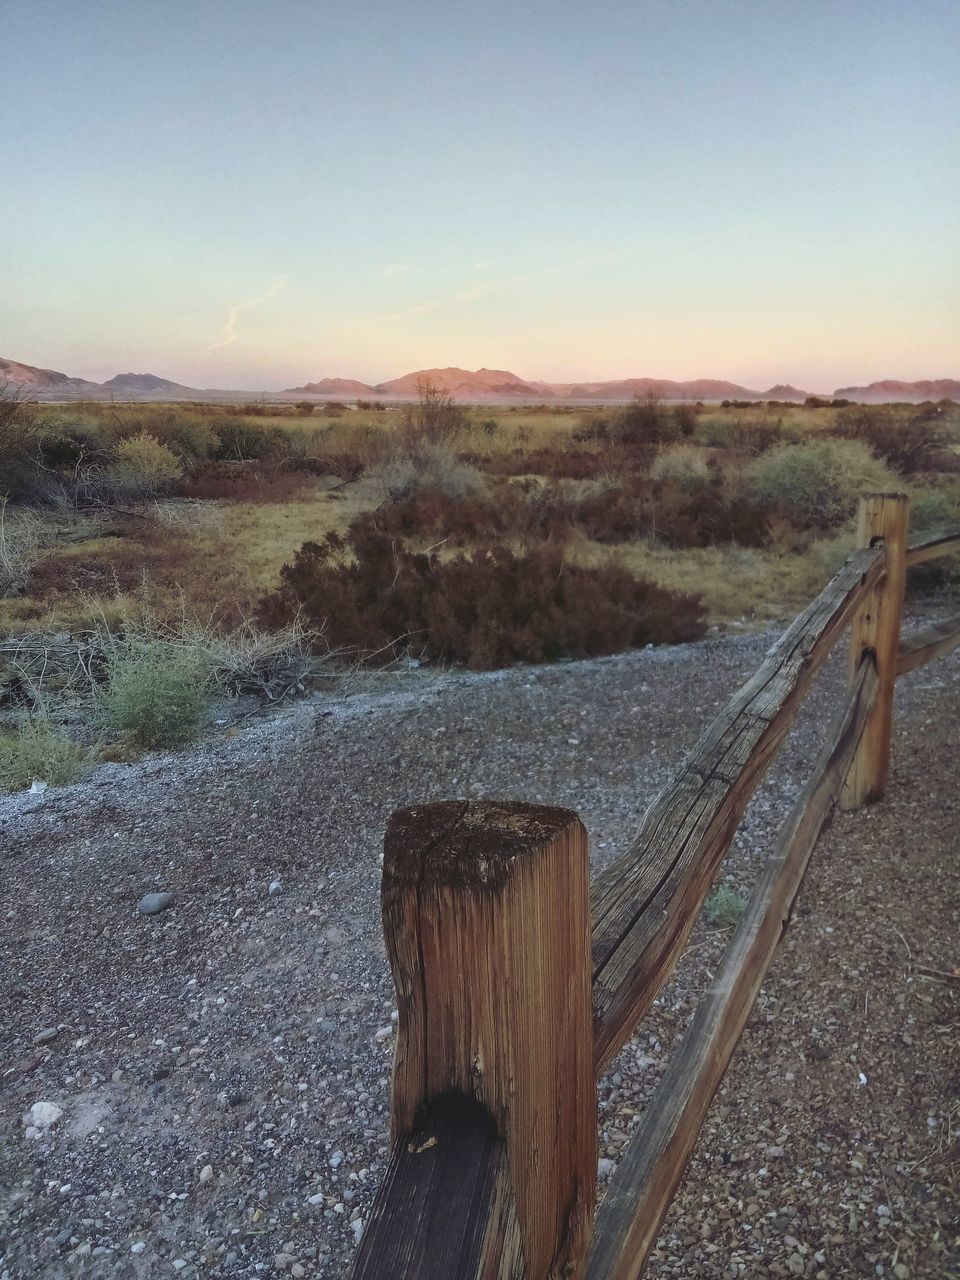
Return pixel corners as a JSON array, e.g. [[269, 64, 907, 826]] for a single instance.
[[2, 356, 958, 405]]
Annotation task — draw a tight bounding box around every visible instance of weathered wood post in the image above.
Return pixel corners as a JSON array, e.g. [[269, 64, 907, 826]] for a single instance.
[[840, 493, 910, 809], [352, 801, 596, 1279]]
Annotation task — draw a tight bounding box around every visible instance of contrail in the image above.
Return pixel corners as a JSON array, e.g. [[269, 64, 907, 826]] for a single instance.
[[206, 277, 287, 352]]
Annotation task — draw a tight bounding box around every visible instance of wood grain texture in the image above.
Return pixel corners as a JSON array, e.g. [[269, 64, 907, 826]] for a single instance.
[[589, 544, 884, 1071], [350, 1094, 525, 1280], [585, 656, 878, 1280], [905, 527, 960, 568], [380, 801, 596, 1279], [897, 614, 960, 675], [840, 494, 909, 810]]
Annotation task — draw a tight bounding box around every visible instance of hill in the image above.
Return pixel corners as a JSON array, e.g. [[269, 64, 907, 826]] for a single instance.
[[103, 372, 198, 394], [374, 366, 538, 399], [285, 378, 376, 396], [0, 357, 101, 395], [833, 379, 960, 403]]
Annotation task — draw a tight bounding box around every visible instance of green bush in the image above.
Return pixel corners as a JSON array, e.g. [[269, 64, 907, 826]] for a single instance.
[[213, 419, 284, 461], [749, 439, 897, 529], [704, 883, 747, 928], [101, 640, 215, 747], [909, 485, 960, 532], [651, 445, 710, 492], [109, 432, 184, 498], [0, 720, 94, 792]]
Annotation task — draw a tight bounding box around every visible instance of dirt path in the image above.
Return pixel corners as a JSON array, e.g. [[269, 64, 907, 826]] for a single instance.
[[1, 630, 957, 1278]]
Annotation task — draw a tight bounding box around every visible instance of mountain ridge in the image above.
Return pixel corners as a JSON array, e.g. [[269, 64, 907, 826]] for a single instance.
[[3, 356, 957, 404]]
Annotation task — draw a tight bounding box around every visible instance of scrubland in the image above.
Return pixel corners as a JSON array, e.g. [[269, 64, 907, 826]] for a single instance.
[[1, 383, 958, 788]]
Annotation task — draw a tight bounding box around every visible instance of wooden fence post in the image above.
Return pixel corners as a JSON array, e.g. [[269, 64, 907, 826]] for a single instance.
[[355, 801, 596, 1280], [840, 493, 910, 809]]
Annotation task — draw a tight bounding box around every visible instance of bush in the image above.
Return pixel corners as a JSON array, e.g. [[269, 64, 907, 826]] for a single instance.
[[749, 439, 897, 529], [650, 445, 710, 492], [0, 385, 44, 498], [100, 640, 215, 747], [910, 485, 960, 532], [399, 377, 468, 447], [371, 442, 485, 503], [705, 884, 747, 928], [213, 419, 284, 461], [258, 525, 706, 670], [831, 406, 948, 474], [616, 391, 683, 446], [0, 720, 94, 792], [108, 433, 183, 498]]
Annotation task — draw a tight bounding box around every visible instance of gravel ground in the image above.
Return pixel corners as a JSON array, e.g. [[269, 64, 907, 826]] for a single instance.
[[1, 626, 957, 1279]]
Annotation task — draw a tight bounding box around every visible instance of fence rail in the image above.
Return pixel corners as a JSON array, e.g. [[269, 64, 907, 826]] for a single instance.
[[351, 496, 960, 1280]]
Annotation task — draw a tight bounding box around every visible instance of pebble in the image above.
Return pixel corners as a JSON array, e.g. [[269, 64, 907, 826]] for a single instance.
[[137, 892, 174, 915], [199, 1164, 214, 1184], [269, 880, 282, 896], [130, 1242, 146, 1254], [32, 1027, 58, 1045]]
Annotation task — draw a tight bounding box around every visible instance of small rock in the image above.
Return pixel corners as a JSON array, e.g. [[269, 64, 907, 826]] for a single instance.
[[26, 1100, 63, 1130], [33, 1028, 58, 1045], [172, 1261, 188, 1272], [788, 1254, 805, 1276], [306, 1193, 324, 1206], [291, 1266, 306, 1279], [329, 1150, 344, 1169], [138, 892, 174, 916], [268, 880, 282, 896], [597, 1157, 615, 1178], [199, 1164, 214, 1184], [130, 1242, 146, 1255]]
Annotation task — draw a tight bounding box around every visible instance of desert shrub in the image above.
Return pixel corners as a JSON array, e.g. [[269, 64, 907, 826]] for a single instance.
[[704, 883, 747, 928], [831, 406, 948, 474], [100, 639, 215, 747], [650, 445, 710, 492], [258, 525, 706, 669], [167, 417, 220, 461], [0, 720, 95, 792], [108, 433, 183, 499], [572, 414, 611, 444], [616, 391, 682, 446], [178, 461, 318, 502], [398, 377, 468, 448], [909, 485, 960, 532], [749, 439, 897, 529], [470, 447, 610, 480], [0, 386, 45, 498], [0, 501, 48, 596], [371, 442, 485, 503], [213, 419, 284, 461], [321, 401, 346, 418]]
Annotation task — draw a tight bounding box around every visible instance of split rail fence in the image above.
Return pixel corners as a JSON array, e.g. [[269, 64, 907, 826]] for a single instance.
[[350, 494, 960, 1280]]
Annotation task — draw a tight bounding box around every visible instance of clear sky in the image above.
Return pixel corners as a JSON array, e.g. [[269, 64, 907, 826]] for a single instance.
[[2, 0, 958, 391]]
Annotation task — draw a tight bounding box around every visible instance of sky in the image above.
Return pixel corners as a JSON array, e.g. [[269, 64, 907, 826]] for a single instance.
[[2, 0, 958, 392]]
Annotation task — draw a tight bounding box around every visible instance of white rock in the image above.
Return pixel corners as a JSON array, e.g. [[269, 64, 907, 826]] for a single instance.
[[199, 1164, 214, 1184], [374, 1026, 393, 1042], [306, 1193, 324, 1206], [26, 1101, 63, 1130], [268, 880, 282, 896], [130, 1242, 146, 1255], [351, 1218, 364, 1244], [597, 1158, 615, 1178]]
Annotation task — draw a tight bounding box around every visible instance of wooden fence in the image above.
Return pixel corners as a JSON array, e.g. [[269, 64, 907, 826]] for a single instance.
[[350, 495, 960, 1280]]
